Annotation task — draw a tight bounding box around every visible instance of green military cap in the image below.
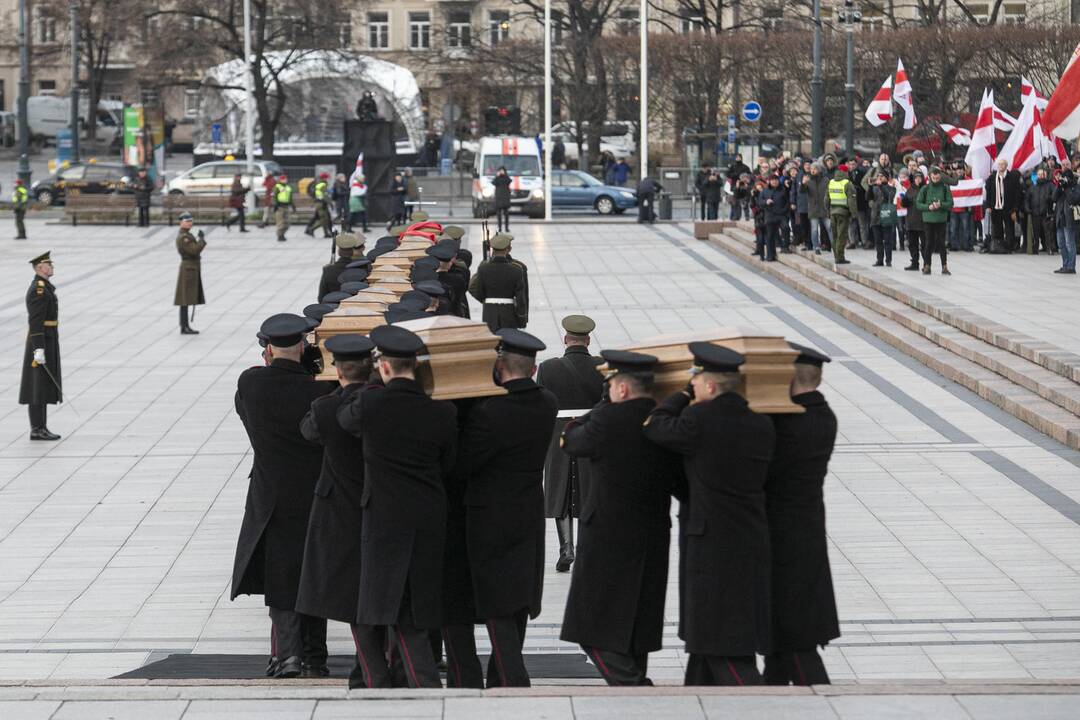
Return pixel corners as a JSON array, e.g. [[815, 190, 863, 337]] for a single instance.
[[411, 210, 430, 222], [29, 250, 52, 266], [489, 232, 512, 250], [443, 225, 465, 240], [388, 224, 408, 236], [561, 314, 595, 336], [336, 232, 361, 250]]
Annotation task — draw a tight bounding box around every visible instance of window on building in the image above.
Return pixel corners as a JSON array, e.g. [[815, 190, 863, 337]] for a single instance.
[[551, 10, 563, 46], [617, 8, 639, 35], [140, 89, 160, 106], [446, 10, 471, 48], [338, 18, 352, 48], [861, 10, 885, 32], [367, 11, 389, 49], [38, 17, 57, 44], [965, 4, 990, 22], [38, 80, 57, 95], [489, 10, 510, 45], [1002, 3, 1026, 23], [409, 12, 431, 49], [141, 15, 160, 43], [184, 88, 200, 118], [762, 6, 783, 31], [679, 12, 704, 33]]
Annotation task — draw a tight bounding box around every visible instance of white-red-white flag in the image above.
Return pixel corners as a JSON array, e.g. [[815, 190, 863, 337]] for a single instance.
[[1021, 76, 1049, 111], [1045, 42, 1080, 140], [965, 88, 998, 180], [992, 103, 1017, 132], [999, 101, 1047, 173], [940, 123, 972, 146], [864, 75, 893, 127], [950, 178, 985, 208], [349, 152, 365, 184], [893, 59, 917, 129]]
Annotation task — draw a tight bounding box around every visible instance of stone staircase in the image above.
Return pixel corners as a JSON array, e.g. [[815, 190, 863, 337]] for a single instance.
[[710, 226, 1080, 450]]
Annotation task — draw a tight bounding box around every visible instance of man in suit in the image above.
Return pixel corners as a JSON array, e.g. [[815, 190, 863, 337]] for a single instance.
[[337, 325, 457, 688], [536, 315, 605, 572], [644, 343, 775, 685], [984, 157, 1022, 254], [231, 314, 332, 679]]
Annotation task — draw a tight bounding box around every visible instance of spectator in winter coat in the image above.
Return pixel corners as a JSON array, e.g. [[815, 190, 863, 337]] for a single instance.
[[1026, 168, 1057, 255], [867, 173, 896, 267], [805, 163, 831, 254], [703, 170, 723, 220], [758, 175, 788, 262], [612, 159, 631, 186], [1052, 166, 1080, 273], [726, 154, 751, 185], [916, 166, 954, 274], [901, 171, 926, 271], [795, 161, 811, 249]]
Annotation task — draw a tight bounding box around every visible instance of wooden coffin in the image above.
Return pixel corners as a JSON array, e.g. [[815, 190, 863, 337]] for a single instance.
[[372, 256, 413, 270], [367, 266, 411, 282], [340, 288, 394, 312], [620, 328, 803, 414], [313, 308, 386, 381], [397, 315, 507, 400]]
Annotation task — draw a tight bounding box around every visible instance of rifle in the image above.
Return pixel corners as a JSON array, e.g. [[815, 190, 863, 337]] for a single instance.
[[482, 218, 491, 261], [330, 227, 339, 264]]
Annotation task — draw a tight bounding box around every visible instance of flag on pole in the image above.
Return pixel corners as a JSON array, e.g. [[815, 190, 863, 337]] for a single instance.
[[949, 178, 985, 208], [349, 152, 365, 184], [893, 59, 917, 129], [1021, 76, 1049, 111], [965, 89, 998, 180], [939, 123, 972, 146], [998, 100, 1047, 173], [1044, 42, 1080, 140], [992, 104, 1017, 132], [864, 75, 893, 127]]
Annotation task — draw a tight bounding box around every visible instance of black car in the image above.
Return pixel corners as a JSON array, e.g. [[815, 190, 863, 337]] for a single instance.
[[31, 162, 137, 206]]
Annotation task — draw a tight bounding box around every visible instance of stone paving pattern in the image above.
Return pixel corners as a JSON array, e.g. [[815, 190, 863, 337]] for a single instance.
[[0, 220, 1079, 701]]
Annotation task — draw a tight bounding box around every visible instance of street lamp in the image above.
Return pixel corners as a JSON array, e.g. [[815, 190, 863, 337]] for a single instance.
[[70, 1, 80, 163], [839, 0, 862, 157], [16, 0, 31, 184]]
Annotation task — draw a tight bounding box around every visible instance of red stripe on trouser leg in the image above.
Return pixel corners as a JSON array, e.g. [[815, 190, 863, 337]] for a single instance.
[[727, 658, 745, 686], [350, 627, 374, 689], [487, 620, 507, 685], [793, 652, 808, 685], [589, 647, 612, 680], [396, 627, 420, 687]]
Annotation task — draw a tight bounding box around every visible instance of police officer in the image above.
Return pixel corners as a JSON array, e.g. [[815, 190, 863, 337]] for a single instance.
[[763, 343, 840, 686], [468, 234, 527, 331], [273, 174, 296, 242], [318, 233, 363, 302], [560, 350, 683, 686], [295, 334, 379, 685], [536, 315, 605, 572], [20, 251, 61, 440], [828, 164, 858, 265], [305, 172, 333, 238], [441, 329, 557, 688], [231, 314, 333, 679], [643, 343, 775, 686], [337, 325, 457, 689], [12, 178, 29, 239], [174, 212, 205, 335]]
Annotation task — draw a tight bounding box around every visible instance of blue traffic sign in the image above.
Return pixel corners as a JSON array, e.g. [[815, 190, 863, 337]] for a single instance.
[[741, 101, 762, 123], [211, 123, 222, 144]]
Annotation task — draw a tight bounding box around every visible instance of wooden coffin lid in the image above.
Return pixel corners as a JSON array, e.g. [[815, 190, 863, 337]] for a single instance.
[[396, 315, 507, 400]]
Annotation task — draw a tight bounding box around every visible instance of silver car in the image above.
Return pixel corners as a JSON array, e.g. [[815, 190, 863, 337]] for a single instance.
[[164, 160, 283, 197]]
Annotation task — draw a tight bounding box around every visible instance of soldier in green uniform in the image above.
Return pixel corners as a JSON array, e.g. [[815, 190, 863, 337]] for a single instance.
[[174, 212, 206, 335], [305, 172, 333, 238], [20, 251, 61, 440], [469, 234, 528, 331], [13, 179, 29, 239], [273, 174, 295, 242], [317, 233, 364, 302]]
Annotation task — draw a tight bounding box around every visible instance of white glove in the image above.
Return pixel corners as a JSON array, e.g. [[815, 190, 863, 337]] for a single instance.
[[33, 348, 45, 365]]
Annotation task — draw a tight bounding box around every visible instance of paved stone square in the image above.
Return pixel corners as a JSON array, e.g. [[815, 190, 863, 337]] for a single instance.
[[0, 218, 1079, 715]]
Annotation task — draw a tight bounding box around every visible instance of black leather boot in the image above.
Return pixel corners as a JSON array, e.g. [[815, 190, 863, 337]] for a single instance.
[[555, 516, 575, 572]]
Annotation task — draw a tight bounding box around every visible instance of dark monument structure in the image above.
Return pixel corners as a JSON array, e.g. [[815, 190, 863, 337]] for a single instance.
[[341, 119, 396, 224]]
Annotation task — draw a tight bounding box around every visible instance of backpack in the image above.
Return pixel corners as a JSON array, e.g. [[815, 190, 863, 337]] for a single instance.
[[879, 201, 897, 228], [307, 180, 318, 198]]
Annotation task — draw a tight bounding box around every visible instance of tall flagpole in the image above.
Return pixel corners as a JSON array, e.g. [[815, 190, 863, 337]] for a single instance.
[[243, 0, 255, 175], [639, 0, 648, 181], [544, 0, 552, 222]]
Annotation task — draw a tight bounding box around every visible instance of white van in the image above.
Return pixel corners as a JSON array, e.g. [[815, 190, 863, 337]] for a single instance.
[[25, 96, 122, 145], [471, 136, 544, 218]]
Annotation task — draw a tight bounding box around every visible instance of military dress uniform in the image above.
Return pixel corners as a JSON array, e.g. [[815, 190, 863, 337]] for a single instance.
[[643, 344, 775, 686], [231, 314, 333, 679], [536, 316, 605, 571], [20, 252, 61, 440], [468, 234, 527, 331], [337, 326, 457, 689], [173, 214, 205, 334], [763, 344, 840, 686], [560, 351, 683, 686], [317, 233, 362, 302]]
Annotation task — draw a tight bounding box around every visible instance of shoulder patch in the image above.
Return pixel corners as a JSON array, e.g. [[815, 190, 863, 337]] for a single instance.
[[37, 280, 45, 287]]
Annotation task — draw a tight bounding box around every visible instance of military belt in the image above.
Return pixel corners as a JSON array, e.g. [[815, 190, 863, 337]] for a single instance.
[[484, 298, 514, 305], [44, 321, 58, 327]]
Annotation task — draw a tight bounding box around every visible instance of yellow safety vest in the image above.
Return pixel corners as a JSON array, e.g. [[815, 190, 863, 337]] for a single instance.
[[275, 183, 293, 204], [12, 186, 28, 207], [828, 178, 850, 208], [314, 181, 327, 201]]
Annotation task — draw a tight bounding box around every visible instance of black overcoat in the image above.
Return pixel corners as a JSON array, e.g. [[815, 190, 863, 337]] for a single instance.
[[766, 390, 841, 650], [318, 256, 351, 303], [459, 378, 557, 619], [337, 377, 457, 628], [294, 382, 374, 623], [468, 257, 526, 331], [230, 359, 329, 609], [19, 275, 62, 405], [560, 397, 681, 654], [437, 269, 469, 319], [643, 391, 775, 657], [536, 347, 604, 518]]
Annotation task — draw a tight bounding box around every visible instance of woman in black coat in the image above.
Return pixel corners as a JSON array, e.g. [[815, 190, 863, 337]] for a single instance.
[[702, 171, 723, 220], [492, 166, 512, 233], [390, 173, 407, 225]]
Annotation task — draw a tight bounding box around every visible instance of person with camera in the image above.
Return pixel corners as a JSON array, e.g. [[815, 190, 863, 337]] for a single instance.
[[703, 169, 723, 220], [1053, 165, 1080, 274], [174, 212, 206, 334]]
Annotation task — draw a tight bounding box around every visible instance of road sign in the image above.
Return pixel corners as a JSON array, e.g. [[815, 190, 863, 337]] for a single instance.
[[727, 114, 737, 129], [728, 128, 737, 142], [211, 123, 222, 144], [741, 101, 762, 123]]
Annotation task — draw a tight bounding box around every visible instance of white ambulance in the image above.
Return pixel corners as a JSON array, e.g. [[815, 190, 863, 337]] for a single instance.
[[471, 136, 545, 218]]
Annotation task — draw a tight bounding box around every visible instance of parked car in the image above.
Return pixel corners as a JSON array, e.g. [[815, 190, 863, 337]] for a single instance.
[[31, 161, 137, 206], [550, 121, 637, 162], [164, 159, 283, 197], [551, 169, 636, 215]]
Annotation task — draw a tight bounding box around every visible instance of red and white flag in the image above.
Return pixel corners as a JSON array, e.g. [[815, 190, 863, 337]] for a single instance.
[[1044, 42, 1080, 140], [349, 152, 365, 184], [893, 59, 917, 129], [1021, 76, 1049, 111], [993, 104, 1017, 132], [965, 89, 998, 180], [939, 123, 972, 146], [950, 178, 985, 208], [864, 74, 893, 127], [999, 101, 1047, 173]]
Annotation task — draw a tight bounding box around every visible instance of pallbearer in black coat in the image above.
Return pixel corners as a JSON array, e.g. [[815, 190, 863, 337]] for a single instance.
[[441, 329, 558, 688], [560, 351, 682, 686], [337, 325, 457, 689], [231, 314, 333, 679], [295, 335, 379, 683], [317, 233, 363, 302], [428, 242, 469, 318], [644, 343, 775, 686], [537, 315, 605, 572], [763, 343, 840, 686]]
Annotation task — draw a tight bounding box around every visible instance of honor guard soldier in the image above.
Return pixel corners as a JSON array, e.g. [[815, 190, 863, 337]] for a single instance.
[[13, 178, 29, 239], [20, 251, 61, 440], [174, 212, 206, 335], [763, 343, 840, 686], [441, 329, 558, 688], [273, 174, 296, 242], [337, 325, 457, 689], [469, 233, 527, 331], [295, 335, 380, 685], [426, 243, 467, 317], [560, 350, 683, 686], [305, 172, 334, 238], [231, 314, 333, 679], [643, 343, 775, 686], [536, 315, 605, 572], [318, 233, 363, 302]]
